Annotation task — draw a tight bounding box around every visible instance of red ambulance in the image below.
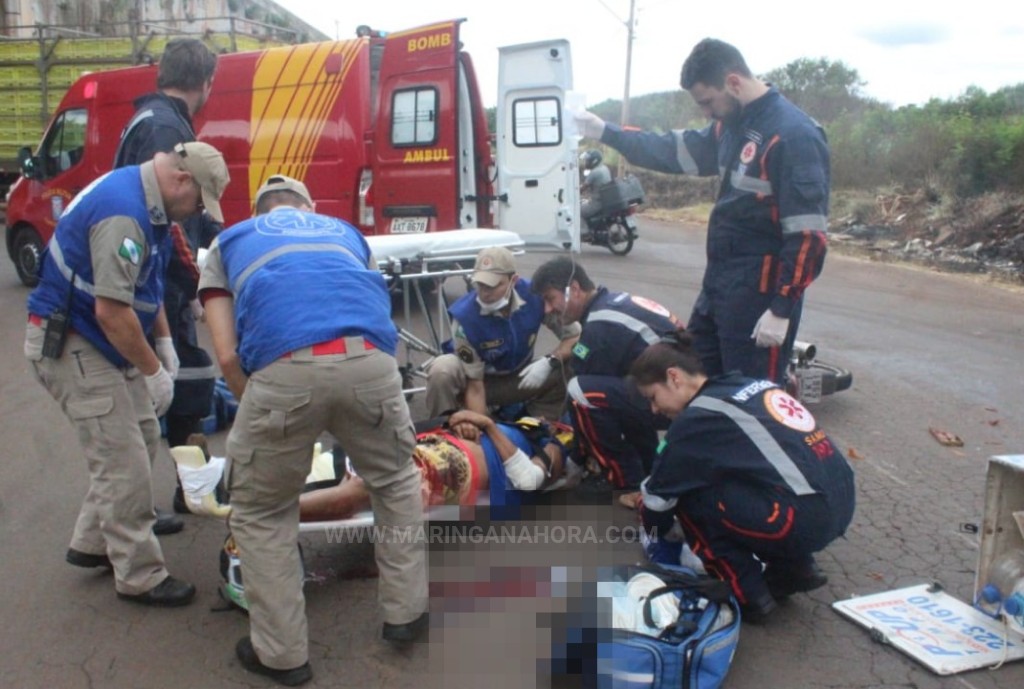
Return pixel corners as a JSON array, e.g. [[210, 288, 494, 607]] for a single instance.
[[5, 19, 579, 285]]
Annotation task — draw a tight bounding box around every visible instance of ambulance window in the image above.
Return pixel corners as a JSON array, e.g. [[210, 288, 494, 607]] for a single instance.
[[40, 108, 87, 178], [513, 97, 561, 147], [392, 88, 437, 146]]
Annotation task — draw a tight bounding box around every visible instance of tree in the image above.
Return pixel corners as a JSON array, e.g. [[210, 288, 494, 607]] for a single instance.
[[762, 58, 867, 123]]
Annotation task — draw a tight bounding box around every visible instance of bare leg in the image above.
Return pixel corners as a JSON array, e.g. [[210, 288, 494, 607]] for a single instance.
[[298, 477, 372, 522]]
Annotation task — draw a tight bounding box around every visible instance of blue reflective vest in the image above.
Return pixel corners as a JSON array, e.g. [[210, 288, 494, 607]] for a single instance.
[[28, 166, 169, 367], [214, 208, 397, 373], [448, 279, 545, 374]]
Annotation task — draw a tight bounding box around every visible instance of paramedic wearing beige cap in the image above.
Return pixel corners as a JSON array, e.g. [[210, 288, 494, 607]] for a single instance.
[[199, 175, 427, 686], [25, 141, 229, 608], [425, 246, 580, 420]]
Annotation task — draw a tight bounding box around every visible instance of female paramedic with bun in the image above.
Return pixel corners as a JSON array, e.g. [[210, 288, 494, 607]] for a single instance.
[[630, 335, 855, 623]]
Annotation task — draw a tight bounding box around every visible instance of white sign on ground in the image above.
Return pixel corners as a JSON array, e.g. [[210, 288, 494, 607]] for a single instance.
[[833, 583, 1024, 675]]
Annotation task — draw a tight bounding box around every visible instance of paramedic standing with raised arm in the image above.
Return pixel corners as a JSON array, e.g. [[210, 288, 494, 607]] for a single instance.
[[575, 38, 830, 383]]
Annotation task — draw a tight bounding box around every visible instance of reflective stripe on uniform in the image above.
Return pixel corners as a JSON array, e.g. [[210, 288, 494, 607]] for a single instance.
[[567, 377, 590, 407], [587, 309, 661, 345], [731, 171, 773, 196], [175, 365, 218, 380], [50, 236, 160, 313], [48, 239, 96, 296], [233, 243, 362, 293], [689, 396, 817, 496], [781, 214, 828, 234], [672, 130, 699, 175]]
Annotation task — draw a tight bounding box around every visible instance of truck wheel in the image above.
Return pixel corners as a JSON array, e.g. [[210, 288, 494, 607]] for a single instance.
[[606, 220, 634, 256], [12, 226, 43, 287]]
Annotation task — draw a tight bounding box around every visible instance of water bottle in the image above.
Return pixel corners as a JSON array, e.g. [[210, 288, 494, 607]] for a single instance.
[[978, 549, 1024, 635]]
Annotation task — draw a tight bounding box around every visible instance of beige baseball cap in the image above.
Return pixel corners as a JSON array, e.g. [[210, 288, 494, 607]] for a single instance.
[[255, 174, 314, 211], [173, 141, 229, 223], [470, 246, 517, 287]]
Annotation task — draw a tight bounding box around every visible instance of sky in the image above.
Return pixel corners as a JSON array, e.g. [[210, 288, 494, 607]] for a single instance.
[[277, 0, 1023, 114]]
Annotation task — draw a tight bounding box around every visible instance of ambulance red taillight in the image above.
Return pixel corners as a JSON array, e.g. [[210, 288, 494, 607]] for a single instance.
[[358, 168, 374, 227]]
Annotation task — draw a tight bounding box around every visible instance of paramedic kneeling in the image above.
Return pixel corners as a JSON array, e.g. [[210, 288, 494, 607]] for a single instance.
[[631, 337, 855, 623], [199, 175, 427, 686], [425, 246, 579, 421]]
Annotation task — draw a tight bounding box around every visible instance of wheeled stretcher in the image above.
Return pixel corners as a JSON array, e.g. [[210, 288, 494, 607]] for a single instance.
[[365, 229, 525, 395], [171, 439, 490, 537]]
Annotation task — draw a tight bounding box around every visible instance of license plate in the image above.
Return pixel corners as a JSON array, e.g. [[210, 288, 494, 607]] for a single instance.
[[390, 217, 428, 234]]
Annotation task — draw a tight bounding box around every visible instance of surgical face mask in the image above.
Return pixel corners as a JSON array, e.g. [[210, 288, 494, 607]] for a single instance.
[[477, 281, 513, 315]]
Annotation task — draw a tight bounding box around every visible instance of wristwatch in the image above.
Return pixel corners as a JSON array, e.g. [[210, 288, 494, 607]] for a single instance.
[[546, 355, 561, 369]]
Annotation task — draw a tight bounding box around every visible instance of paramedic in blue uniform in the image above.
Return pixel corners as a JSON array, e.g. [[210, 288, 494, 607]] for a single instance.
[[531, 256, 683, 490], [24, 142, 229, 607], [199, 175, 428, 686], [425, 246, 580, 421], [575, 38, 829, 384], [114, 37, 221, 526], [631, 338, 855, 623]]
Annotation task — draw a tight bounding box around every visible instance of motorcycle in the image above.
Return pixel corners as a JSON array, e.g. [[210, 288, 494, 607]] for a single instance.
[[581, 174, 645, 256], [787, 340, 853, 403]]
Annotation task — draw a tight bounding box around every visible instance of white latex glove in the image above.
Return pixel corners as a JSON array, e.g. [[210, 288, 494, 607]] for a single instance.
[[145, 364, 175, 417], [751, 309, 790, 348], [154, 336, 179, 379], [189, 298, 205, 322], [573, 110, 606, 140], [518, 357, 554, 390]]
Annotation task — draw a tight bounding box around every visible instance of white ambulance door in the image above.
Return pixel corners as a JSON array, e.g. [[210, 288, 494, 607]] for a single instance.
[[496, 39, 580, 251]]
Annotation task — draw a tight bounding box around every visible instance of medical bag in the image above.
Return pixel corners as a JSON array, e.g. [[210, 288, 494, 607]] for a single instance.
[[551, 562, 740, 689]]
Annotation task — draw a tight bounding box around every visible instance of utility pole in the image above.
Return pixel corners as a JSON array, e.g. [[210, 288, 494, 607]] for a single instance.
[[619, 0, 636, 129], [618, 0, 637, 176]]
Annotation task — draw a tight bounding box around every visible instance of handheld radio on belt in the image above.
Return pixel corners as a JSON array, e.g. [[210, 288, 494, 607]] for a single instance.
[[41, 271, 75, 359]]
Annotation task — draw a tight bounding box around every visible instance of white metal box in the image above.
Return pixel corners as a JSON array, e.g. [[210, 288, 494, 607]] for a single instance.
[[974, 455, 1024, 601]]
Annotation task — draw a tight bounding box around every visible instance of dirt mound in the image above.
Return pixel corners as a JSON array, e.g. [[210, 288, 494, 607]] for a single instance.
[[830, 190, 1024, 282]]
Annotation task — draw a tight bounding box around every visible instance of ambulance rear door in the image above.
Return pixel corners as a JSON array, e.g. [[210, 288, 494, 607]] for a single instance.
[[373, 20, 464, 235], [495, 39, 579, 251]]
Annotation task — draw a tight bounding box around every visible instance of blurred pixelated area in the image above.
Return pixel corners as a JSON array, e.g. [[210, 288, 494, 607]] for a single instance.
[[299, 493, 638, 688]]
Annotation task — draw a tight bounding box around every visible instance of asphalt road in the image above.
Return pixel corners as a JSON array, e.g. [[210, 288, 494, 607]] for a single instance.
[[1, 217, 1023, 689]]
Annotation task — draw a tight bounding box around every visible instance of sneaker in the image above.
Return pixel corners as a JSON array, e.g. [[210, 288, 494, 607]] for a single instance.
[[765, 561, 828, 599], [382, 611, 429, 644], [153, 507, 184, 535], [66, 547, 112, 569], [235, 636, 312, 686], [116, 575, 196, 607]]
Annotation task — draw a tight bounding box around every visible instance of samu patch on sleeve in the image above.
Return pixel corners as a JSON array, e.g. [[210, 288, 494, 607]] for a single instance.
[[118, 237, 143, 266], [457, 345, 475, 364], [572, 342, 590, 360]]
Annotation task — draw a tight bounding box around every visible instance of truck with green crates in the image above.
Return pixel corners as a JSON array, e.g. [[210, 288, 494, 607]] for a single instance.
[[0, 18, 301, 195]]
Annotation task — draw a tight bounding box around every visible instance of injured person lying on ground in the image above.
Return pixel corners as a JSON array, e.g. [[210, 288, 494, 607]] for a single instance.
[[171, 411, 580, 523]]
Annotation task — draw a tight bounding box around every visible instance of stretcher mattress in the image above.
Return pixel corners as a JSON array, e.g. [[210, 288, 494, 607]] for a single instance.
[[365, 228, 524, 263]]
